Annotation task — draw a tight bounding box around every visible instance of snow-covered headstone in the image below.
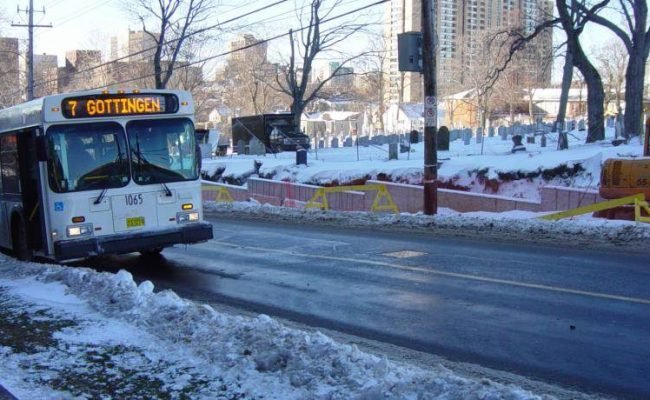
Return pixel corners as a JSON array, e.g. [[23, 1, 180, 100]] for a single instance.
[[488, 126, 495, 137], [330, 137, 339, 148], [475, 127, 483, 143], [344, 137, 353, 147], [237, 139, 247, 155], [249, 137, 265, 155], [578, 119, 586, 131]]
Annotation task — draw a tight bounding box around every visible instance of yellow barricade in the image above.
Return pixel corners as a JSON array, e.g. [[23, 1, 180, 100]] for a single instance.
[[539, 193, 649, 223], [305, 184, 399, 213], [635, 199, 650, 223], [202, 185, 234, 203]]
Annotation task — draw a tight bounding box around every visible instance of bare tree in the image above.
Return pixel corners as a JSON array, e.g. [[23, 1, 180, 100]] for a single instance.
[[554, 47, 574, 132], [594, 39, 627, 117], [0, 38, 22, 108], [272, 0, 370, 128], [355, 34, 389, 134], [556, 0, 606, 142], [578, 0, 648, 137], [463, 29, 516, 128], [127, 0, 217, 89]]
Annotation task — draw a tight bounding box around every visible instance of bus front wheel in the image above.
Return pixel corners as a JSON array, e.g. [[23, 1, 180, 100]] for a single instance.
[[12, 215, 33, 262]]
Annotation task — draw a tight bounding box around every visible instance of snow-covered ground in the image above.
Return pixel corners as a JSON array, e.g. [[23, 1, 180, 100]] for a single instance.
[[0, 256, 560, 400], [202, 128, 645, 201]]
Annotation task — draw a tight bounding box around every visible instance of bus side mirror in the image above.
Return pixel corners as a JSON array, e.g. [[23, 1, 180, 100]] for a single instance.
[[36, 136, 49, 161]]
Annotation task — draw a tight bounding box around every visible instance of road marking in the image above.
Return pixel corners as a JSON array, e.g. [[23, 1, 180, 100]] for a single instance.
[[382, 250, 427, 258], [203, 240, 650, 306]]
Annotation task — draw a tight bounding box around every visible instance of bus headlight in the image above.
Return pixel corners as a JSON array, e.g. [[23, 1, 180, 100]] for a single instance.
[[66, 223, 93, 238], [176, 212, 199, 223]]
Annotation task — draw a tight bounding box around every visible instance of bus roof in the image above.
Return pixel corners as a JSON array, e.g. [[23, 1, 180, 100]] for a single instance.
[[0, 89, 193, 133]]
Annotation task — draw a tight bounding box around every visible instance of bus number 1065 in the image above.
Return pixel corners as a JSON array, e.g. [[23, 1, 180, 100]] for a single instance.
[[125, 193, 144, 206]]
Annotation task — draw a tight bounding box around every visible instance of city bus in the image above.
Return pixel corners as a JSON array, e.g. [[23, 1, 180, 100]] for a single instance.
[[0, 89, 213, 262]]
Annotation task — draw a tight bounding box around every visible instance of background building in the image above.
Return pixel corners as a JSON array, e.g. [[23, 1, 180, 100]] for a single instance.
[[228, 34, 267, 64], [313, 62, 355, 90], [128, 30, 158, 62], [33, 54, 59, 98], [384, 0, 553, 105]]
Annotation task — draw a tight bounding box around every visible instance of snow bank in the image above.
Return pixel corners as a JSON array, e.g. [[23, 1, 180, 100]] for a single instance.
[[0, 258, 553, 399], [205, 201, 650, 248]]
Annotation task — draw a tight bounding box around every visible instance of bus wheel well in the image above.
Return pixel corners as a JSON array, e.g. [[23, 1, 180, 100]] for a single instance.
[[11, 211, 32, 261]]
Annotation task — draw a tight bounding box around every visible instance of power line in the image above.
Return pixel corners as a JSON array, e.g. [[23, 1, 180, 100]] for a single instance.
[[13, 0, 386, 98], [27, 0, 289, 89], [78, 0, 390, 91]]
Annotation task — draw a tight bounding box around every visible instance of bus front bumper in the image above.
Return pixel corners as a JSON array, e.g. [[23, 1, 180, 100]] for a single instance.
[[53, 222, 214, 261]]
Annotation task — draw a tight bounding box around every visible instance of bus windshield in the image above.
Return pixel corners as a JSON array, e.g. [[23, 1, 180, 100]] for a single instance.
[[127, 118, 198, 184], [46, 122, 130, 193]]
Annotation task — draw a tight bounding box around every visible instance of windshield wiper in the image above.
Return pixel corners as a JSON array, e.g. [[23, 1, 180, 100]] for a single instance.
[[161, 182, 172, 197], [94, 187, 109, 205]]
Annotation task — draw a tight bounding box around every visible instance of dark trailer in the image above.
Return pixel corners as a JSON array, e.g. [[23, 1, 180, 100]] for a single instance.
[[231, 113, 310, 153]]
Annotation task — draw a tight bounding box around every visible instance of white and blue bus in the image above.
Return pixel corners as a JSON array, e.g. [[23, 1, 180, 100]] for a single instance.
[[0, 89, 213, 261]]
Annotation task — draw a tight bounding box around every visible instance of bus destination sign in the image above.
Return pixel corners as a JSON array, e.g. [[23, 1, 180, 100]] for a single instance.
[[62, 93, 178, 119]]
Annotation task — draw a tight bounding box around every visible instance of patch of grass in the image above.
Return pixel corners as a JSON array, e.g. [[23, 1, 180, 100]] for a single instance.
[[0, 287, 250, 399], [0, 288, 76, 354]]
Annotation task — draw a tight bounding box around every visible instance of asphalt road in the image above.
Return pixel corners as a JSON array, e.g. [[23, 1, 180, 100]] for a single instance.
[[76, 215, 650, 399]]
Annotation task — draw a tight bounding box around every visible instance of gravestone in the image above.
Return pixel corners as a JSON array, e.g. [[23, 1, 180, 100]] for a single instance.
[[511, 135, 526, 153], [330, 137, 339, 148], [249, 137, 265, 155], [499, 126, 507, 141], [463, 129, 472, 145], [343, 137, 353, 147], [410, 130, 419, 144], [526, 135, 535, 144], [296, 147, 307, 165], [437, 126, 450, 151], [578, 119, 586, 131], [475, 127, 483, 144], [567, 120, 576, 131], [237, 139, 247, 155], [540, 133, 547, 148], [488, 127, 495, 137], [318, 140, 325, 149], [389, 143, 398, 160]]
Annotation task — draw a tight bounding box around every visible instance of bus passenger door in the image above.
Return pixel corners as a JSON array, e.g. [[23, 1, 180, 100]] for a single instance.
[[18, 129, 45, 254]]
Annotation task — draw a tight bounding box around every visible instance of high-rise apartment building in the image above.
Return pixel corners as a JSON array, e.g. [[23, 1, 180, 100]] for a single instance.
[[228, 34, 267, 64], [33, 54, 58, 98], [313, 62, 355, 89], [59, 50, 104, 92], [128, 30, 158, 62], [385, 0, 553, 104]]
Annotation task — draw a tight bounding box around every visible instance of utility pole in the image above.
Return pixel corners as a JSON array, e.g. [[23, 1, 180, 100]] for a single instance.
[[422, 0, 437, 215], [12, 0, 52, 101]]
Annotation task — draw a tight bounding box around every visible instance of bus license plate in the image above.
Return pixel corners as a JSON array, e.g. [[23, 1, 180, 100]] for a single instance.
[[126, 216, 145, 228]]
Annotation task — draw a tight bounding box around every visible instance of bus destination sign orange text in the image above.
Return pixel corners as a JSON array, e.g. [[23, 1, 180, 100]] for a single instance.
[[62, 94, 175, 118]]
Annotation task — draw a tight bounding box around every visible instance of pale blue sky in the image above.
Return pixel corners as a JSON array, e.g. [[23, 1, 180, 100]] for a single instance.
[[5, 0, 622, 84]]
